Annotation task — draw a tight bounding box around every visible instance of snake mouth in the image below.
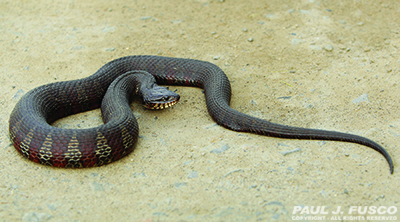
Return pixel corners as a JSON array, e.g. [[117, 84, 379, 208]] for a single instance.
[[144, 96, 180, 110]]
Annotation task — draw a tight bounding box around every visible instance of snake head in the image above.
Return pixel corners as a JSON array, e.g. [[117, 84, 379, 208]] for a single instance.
[[141, 85, 180, 109]]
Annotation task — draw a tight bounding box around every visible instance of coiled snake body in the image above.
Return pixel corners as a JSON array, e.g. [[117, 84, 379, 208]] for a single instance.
[[9, 55, 394, 173]]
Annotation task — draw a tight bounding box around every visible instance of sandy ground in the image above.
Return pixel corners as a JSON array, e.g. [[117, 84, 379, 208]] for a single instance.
[[1, 0, 400, 221]]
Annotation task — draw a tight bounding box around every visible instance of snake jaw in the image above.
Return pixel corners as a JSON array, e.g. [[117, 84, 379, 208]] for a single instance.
[[144, 95, 180, 109], [143, 96, 179, 109]]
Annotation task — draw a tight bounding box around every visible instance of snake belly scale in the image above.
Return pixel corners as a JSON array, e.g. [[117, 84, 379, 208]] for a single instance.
[[9, 55, 394, 173]]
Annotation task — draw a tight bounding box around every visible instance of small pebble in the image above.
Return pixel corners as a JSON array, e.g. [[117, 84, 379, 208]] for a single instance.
[[224, 169, 243, 177], [363, 47, 371, 52], [248, 37, 254, 42], [352, 93, 369, 104], [242, 28, 248, 32], [280, 148, 301, 156], [324, 45, 333, 51], [213, 56, 220, 60], [210, 144, 230, 154], [140, 16, 152, 20]]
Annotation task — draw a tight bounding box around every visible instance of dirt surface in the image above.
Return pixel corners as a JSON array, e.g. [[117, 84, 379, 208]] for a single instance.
[[1, 0, 399, 221]]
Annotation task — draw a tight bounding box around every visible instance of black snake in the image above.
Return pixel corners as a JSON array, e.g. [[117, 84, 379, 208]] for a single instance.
[[8, 55, 394, 173]]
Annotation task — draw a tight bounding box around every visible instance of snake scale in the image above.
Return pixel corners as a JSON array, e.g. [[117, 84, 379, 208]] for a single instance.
[[9, 55, 394, 173]]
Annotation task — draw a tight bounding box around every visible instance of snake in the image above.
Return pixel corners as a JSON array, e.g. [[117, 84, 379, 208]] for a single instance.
[[9, 55, 394, 173]]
